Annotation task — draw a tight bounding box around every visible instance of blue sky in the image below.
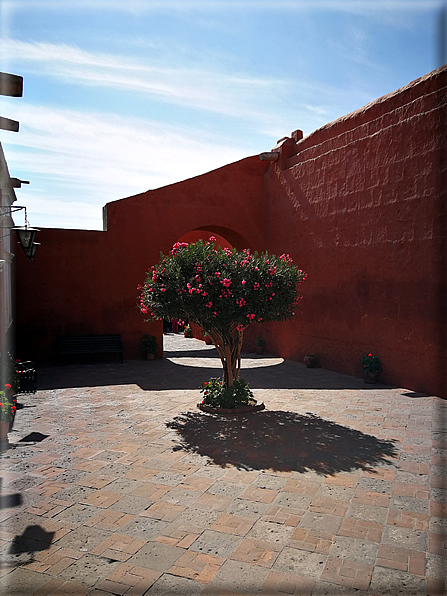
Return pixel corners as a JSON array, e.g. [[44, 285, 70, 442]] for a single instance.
[[0, 0, 445, 230]]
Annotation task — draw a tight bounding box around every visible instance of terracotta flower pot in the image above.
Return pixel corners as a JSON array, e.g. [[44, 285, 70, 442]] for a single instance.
[[364, 370, 379, 383], [0, 421, 9, 448], [304, 354, 318, 368]]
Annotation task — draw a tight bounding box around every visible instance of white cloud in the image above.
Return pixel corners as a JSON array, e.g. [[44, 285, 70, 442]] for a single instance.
[[0, 39, 290, 123], [3, 102, 255, 229]]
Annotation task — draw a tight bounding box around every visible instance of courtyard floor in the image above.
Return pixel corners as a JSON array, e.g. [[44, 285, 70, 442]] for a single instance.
[[0, 333, 446, 596]]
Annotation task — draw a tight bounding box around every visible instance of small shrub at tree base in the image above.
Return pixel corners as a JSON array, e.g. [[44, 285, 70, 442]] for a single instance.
[[138, 238, 306, 408], [200, 377, 254, 409]]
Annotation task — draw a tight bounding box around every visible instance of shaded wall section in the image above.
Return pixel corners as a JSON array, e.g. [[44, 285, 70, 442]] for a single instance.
[[15, 156, 268, 361], [261, 66, 446, 398]]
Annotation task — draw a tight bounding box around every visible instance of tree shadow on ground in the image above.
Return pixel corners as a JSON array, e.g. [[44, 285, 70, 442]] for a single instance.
[[166, 410, 398, 474]]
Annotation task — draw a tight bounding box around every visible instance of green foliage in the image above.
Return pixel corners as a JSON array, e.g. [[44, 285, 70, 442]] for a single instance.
[[1, 362, 20, 393], [200, 377, 254, 409], [0, 391, 16, 423], [142, 334, 158, 355], [361, 353, 382, 373], [139, 238, 306, 334], [138, 238, 306, 390]]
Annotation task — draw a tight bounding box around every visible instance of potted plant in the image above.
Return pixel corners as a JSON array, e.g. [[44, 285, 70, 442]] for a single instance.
[[0, 387, 17, 448], [255, 335, 265, 355], [142, 334, 158, 360], [184, 324, 192, 338], [204, 332, 213, 345], [361, 353, 382, 383]]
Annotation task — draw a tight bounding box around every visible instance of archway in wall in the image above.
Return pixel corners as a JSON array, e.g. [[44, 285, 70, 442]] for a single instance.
[[163, 226, 251, 352]]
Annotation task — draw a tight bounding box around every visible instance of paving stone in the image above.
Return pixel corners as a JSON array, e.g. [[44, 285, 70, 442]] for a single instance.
[[298, 511, 343, 538], [126, 541, 184, 572], [273, 547, 327, 580], [356, 477, 393, 494], [147, 471, 187, 486], [329, 535, 379, 565], [369, 565, 426, 595], [0, 568, 53, 595], [246, 519, 295, 545], [145, 572, 205, 595], [189, 529, 243, 558], [388, 495, 430, 515], [53, 524, 112, 553], [314, 484, 356, 502], [272, 492, 313, 510], [56, 553, 121, 586], [207, 480, 246, 499], [225, 498, 268, 519], [346, 501, 389, 524], [252, 474, 288, 490], [381, 525, 428, 551], [320, 556, 373, 591], [107, 495, 153, 515], [109, 516, 168, 541], [311, 579, 368, 595], [159, 486, 204, 506], [259, 569, 315, 595], [206, 559, 270, 595], [163, 507, 221, 534], [429, 515, 447, 535]]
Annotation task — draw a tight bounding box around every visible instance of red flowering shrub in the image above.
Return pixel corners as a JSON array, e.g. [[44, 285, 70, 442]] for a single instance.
[[139, 239, 306, 391]]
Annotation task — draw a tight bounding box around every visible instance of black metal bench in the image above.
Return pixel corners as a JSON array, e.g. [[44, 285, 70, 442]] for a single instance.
[[6, 355, 37, 394], [58, 334, 124, 363], [15, 359, 38, 393]]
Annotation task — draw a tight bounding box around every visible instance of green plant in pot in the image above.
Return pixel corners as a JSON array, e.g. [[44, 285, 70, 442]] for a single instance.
[[0, 387, 17, 446], [142, 334, 158, 359], [361, 353, 382, 383], [184, 324, 192, 338], [255, 335, 265, 354]]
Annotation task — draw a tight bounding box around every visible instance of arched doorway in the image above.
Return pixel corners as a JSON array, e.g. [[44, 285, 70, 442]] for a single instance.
[[162, 226, 252, 353]]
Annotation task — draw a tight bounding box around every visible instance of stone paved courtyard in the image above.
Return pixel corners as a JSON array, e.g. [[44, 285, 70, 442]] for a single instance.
[[1, 333, 446, 595]]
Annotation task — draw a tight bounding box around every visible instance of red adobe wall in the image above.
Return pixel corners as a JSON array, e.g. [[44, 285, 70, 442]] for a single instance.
[[261, 66, 446, 398], [14, 67, 446, 398], [15, 156, 268, 362]]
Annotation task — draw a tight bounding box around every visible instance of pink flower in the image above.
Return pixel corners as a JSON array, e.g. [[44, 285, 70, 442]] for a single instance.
[[221, 278, 231, 287], [241, 280, 246, 285]]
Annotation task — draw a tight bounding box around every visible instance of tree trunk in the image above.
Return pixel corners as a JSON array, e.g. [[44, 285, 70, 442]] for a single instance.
[[206, 328, 244, 387]]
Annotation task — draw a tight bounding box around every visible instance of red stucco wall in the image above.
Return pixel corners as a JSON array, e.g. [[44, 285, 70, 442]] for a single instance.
[[15, 66, 446, 398], [15, 156, 268, 362], [261, 66, 446, 398]]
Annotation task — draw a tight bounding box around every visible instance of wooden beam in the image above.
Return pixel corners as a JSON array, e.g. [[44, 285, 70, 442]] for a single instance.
[[0, 72, 23, 97], [0, 117, 19, 132]]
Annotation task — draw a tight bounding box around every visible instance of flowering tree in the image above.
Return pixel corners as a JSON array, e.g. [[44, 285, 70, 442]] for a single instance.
[[139, 238, 306, 398]]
